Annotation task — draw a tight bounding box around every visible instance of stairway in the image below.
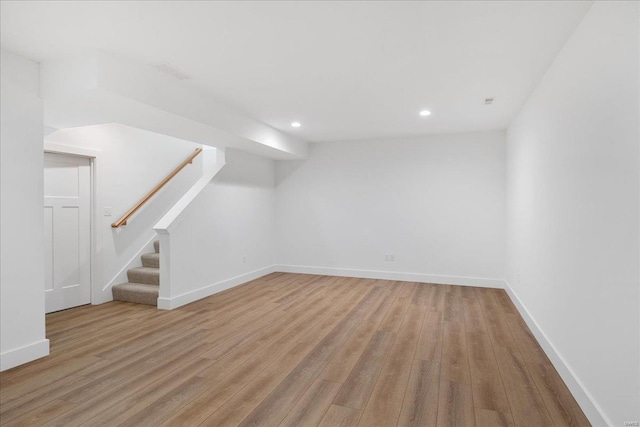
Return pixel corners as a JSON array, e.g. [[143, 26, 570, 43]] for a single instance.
[[112, 240, 160, 306]]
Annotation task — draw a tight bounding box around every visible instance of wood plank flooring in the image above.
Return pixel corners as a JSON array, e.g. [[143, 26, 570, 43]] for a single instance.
[[0, 273, 590, 426]]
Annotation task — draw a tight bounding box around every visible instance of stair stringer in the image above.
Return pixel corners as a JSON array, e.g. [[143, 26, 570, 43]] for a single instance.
[[153, 146, 226, 310], [101, 235, 156, 303]]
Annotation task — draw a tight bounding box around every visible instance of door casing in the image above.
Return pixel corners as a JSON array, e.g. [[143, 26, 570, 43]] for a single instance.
[[44, 142, 102, 307]]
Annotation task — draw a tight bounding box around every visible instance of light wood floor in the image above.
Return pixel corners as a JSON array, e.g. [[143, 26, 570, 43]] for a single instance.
[[0, 273, 590, 426]]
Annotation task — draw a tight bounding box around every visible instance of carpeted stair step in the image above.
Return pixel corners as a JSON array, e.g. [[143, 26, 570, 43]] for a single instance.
[[141, 252, 160, 268], [111, 239, 161, 306], [127, 267, 159, 285], [112, 283, 158, 306]]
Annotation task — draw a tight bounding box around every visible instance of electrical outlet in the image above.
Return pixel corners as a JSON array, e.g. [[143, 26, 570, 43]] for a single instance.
[[242, 256, 247, 264], [385, 254, 395, 262], [103, 207, 112, 217]]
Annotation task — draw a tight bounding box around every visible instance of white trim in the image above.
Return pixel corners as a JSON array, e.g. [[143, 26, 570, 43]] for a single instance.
[[44, 142, 100, 159], [44, 142, 103, 306], [503, 281, 610, 427], [0, 339, 50, 371], [157, 265, 276, 310], [275, 265, 504, 288]]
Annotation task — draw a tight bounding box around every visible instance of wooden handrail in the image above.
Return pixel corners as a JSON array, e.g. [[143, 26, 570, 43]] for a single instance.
[[111, 148, 203, 228]]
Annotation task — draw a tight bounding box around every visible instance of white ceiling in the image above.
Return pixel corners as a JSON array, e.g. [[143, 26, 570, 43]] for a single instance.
[[1, 1, 592, 143]]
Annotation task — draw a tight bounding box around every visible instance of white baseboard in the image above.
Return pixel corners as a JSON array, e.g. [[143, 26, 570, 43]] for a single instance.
[[275, 264, 504, 289], [0, 339, 50, 371], [503, 281, 610, 427], [157, 265, 276, 310]]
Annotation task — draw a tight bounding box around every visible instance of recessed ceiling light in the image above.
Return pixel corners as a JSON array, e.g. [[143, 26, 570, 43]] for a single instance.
[[419, 110, 431, 117], [291, 122, 301, 128]]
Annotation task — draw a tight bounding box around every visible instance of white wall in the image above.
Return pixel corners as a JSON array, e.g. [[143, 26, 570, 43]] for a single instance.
[[275, 131, 506, 286], [0, 51, 49, 370], [160, 149, 276, 308], [505, 2, 639, 425], [46, 124, 202, 302]]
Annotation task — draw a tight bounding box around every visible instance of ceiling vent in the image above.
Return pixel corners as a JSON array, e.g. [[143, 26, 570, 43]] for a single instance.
[[155, 62, 191, 81], [484, 97, 494, 105]]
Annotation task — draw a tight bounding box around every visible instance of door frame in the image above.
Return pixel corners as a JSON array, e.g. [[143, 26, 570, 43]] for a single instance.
[[44, 142, 102, 306]]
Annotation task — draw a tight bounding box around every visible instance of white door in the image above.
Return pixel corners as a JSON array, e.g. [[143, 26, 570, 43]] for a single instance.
[[44, 152, 91, 313]]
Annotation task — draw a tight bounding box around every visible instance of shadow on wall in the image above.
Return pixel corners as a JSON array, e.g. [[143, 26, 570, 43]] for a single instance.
[[275, 158, 307, 187], [219, 149, 278, 189]]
